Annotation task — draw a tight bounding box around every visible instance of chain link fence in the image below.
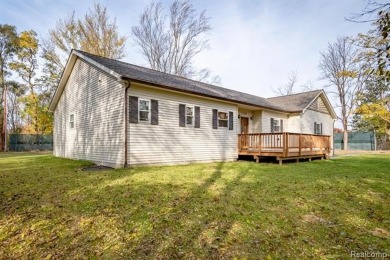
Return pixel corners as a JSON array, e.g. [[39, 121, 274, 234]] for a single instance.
[[9, 134, 53, 151], [334, 131, 376, 150]]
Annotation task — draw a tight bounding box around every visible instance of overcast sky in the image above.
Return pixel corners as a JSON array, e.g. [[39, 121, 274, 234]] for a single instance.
[[2, 0, 377, 101]]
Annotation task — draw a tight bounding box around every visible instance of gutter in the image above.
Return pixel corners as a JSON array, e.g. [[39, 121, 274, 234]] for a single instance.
[[118, 79, 131, 167], [332, 119, 336, 157]]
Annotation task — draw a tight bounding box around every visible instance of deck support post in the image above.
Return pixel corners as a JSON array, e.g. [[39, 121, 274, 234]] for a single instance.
[[296, 158, 299, 163], [278, 159, 283, 165], [308, 157, 312, 162]]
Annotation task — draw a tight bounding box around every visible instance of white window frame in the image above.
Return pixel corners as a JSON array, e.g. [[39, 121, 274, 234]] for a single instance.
[[138, 98, 151, 123], [273, 119, 281, 132], [218, 111, 228, 128], [186, 105, 195, 126], [69, 113, 75, 129]]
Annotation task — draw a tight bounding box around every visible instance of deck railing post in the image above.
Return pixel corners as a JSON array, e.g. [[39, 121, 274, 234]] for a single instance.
[[285, 133, 289, 157], [299, 134, 302, 156], [238, 134, 241, 152], [310, 134, 313, 153], [258, 133, 262, 155]]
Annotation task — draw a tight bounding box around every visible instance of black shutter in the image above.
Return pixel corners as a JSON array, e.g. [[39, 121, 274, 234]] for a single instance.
[[212, 109, 218, 129], [151, 99, 158, 125], [320, 123, 323, 135], [129, 96, 138, 123], [314, 122, 317, 134], [179, 104, 186, 127], [228, 111, 233, 130], [280, 119, 283, 132], [270, 118, 274, 133], [195, 106, 200, 128]]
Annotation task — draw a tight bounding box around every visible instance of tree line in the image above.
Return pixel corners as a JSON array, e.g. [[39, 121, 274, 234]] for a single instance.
[[273, 2, 389, 150], [0, 1, 217, 151]]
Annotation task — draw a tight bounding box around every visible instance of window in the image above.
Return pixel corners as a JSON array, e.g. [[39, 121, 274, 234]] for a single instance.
[[139, 99, 150, 122], [273, 119, 280, 132], [186, 106, 194, 125], [69, 114, 75, 129], [218, 112, 228, 127], [314, 122, 322, 135]]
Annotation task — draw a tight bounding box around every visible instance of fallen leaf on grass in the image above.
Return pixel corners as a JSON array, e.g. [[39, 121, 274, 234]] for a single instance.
[[371, 228, 390, 238], [301, 214, 327, 224]]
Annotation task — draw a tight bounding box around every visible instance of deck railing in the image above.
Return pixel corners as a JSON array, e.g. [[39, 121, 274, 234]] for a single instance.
[[238, 132, 331, 157]]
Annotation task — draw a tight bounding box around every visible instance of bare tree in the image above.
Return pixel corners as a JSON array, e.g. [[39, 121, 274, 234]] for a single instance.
[[41, 3, 127, 90], [132, 0, 220, 84], [319, 36, 361, 150], [79, 4, 126, 60], [347, 1, 390, 23], [272, 70, 298, 96], [300, 80, 317, 92]]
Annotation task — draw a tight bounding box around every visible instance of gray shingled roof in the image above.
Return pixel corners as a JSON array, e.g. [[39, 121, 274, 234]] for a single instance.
[[267, 90, 322, 112], [77, 50, 320, 113]]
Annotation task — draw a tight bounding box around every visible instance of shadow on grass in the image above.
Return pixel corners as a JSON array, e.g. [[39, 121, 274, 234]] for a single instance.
[[124, 162, 249, 259], [0, 155, 389, 259]]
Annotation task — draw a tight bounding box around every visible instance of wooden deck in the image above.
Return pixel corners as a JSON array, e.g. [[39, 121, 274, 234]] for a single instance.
[[238, 132, 331, 164]]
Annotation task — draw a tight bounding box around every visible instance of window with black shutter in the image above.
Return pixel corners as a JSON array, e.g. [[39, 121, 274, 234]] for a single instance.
[[271, 118, 283, 132], [179, 104, 201, 128], [129, 96, 158, 125]]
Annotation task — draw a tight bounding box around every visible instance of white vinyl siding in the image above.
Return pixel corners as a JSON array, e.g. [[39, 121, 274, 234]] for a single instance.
[[53, 59, 125, 168], [300, 109, 334, 150], [287, 115, 301, 133], [301, 109, 333, 136], [128, 83, 238, 166], [261, 110, 288, 132]]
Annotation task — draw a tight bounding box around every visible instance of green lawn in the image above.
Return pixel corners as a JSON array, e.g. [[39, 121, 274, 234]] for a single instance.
[[0, 153, 389, 259]]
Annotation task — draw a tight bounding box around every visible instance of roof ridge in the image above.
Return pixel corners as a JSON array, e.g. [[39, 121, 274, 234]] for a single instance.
[[76, 49, 223, 88], [267, 89, 323, 99], [75, 49, 272, 102], [73, 49, 324, 113]]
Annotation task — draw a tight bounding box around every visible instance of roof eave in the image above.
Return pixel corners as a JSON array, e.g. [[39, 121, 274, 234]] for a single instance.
[[122, 76, 291, 113], [48, 50, 123, 112]]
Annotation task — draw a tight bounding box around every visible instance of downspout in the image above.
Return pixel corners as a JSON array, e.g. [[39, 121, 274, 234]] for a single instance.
[[118, 79, 131, 167], [332, 119, 335, 157]]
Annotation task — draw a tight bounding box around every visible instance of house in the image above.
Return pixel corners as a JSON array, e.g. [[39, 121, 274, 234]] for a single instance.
[[49, 50, 337, 167]]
